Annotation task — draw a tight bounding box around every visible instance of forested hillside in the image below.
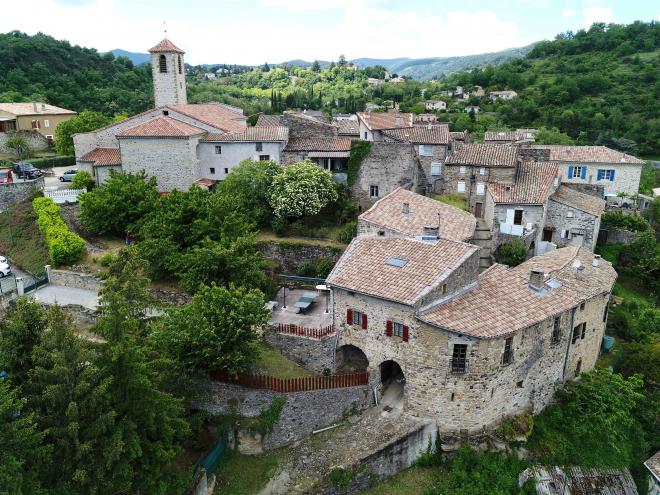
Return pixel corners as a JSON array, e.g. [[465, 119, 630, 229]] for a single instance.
[[0, 31, 152, 116], [443, 21, 660, 154]]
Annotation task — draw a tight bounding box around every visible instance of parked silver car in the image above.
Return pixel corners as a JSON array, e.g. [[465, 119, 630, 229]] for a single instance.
[[59, 169, 79, 182]]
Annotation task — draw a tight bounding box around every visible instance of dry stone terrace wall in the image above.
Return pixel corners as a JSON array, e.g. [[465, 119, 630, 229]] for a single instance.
[[195, 380, 371, 450], [257, 241, 343, 275], [0, 178, 44, 211], [48, 269, 102, 291], [264, 329, 336, 374], [0, 130, 50, 153]]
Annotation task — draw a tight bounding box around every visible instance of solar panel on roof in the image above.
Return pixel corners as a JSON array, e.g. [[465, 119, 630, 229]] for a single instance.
[[387, 257, 408, 267]]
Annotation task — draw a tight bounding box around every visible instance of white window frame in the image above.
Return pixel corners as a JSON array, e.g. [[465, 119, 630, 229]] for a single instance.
[[603, 169, 614, 181], [370, 185, 379, 198], [431, 162, 442, 175], [457, 181, 465, 193], [476, 182, 485, 196], [419, 145, 434, 156], [44, 119, 50, 128], [459, 166, 467, 174], [479, 167, 485, 175], [352, 310, 363, 326], [572, 166, 582, 179]]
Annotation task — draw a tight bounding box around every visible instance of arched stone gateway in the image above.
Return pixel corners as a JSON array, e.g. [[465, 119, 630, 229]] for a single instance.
[[380, 360, 405, 387], [379, 360, 405, 412], [336, 344, 369, 374]]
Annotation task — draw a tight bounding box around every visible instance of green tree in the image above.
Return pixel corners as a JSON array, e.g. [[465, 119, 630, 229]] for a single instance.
[[71, 170, 94, 191], [54, 112, 111, 155], [92, 249, 189, 494], [153, 283, 268, 375], [0, 379, 47, 495], [4, 134, 30, 159], [0, 298, 48, 384], [534, 126, 575, 145], [311, 60, 321, 72], [79, 170, 159, 235], [497, 239, 528, 267], [269, 160, 338, 219]]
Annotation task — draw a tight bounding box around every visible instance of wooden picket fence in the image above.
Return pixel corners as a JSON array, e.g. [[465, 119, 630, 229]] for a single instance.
[[276, 323, 335, 339], [209, 371, 369, 393]]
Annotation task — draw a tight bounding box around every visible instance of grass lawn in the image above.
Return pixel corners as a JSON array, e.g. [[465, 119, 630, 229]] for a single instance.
[[0, 200, 50, 273], [214, 451, 281, 495], [255, 342, 312, 378], [257, 229, 347, 248], [434, 193, 468, 211], [360, 466, 440, 495]]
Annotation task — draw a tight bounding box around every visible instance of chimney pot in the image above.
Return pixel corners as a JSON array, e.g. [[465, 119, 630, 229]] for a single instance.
[[423, 226, 439, 239], [592, 254, 601, 267], [529, 267, 545, 290], [41, 103, 46, 111], [33, 102, 37, 113], [402, 202, 410, 214]]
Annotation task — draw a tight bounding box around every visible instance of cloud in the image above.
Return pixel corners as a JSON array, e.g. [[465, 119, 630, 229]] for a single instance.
[[0, 0, 531, 65], [562, 8, 575, 18], [582, 7, 614, 29]]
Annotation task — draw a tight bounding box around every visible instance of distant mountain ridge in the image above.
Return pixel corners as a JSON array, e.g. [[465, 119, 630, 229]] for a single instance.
[[108, 44, 536, 79]]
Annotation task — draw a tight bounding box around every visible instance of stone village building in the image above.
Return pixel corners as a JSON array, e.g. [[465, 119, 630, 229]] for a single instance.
[[0, 102, 76, 140]]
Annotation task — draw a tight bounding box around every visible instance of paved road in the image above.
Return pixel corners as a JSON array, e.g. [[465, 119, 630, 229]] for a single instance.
[[31, 285, 98, 310]]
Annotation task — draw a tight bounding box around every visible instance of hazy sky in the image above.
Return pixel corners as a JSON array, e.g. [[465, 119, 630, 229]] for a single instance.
[[1, 0, 658, 65]]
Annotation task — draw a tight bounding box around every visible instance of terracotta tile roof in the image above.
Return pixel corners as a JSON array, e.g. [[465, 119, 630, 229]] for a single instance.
[[532, 145, 644, 164], [645, 451, 660, 483], [380, 125, 450, 145], [0, 102, 76, 116], [256, 114, 283, 126], [419, 247, 616, 338], [284, 136, 352, 152], [202, 126, 289, 142], [484, 131, 518, 142], [359, 187, 476, 242], [168, 103, 246, 133], [446, 143, 518, 167], [449, 131, 469, 142], [549, 185, 606, 216], [335, 120, 360, 136], [79, 147, 121, 165], [488, 162, 558, 204], [148, 38, 185, 53], [357, 112, 414, 131], [117, 116, 206, 138], [326, 236, 478, 306]]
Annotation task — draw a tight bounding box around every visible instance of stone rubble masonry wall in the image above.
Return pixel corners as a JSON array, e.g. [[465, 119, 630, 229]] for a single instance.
[[48, 269, 102, 291], [352, 142, 419, 211], [0, 131, 50, 153], [562, 182, 605, 198], [151, 52, 188, 107], [264, 330, 336, 374], [0, 178, 44, 211], [546, 199, 600, 251], [601, 227, 639, 245], [282, 114, 337, 140], [442, 164, 516, 213], [414, 144, 447, 194], [120, 136, 201, 192], [557, 162, 642, 197], [256, 241, 343, 275], [332, 283, 610, 433], [195, 380, 372, 450], [490, 203, 545, 251]]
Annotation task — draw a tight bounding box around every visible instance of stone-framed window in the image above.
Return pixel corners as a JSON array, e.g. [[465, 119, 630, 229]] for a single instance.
[[370, 185, 379, 198], [386, 320, 409, 342], [347, 309, 367, 329], [431, 162, 442, 175], [450, 344, 468, 373], [215, 145, 222, 154], [476, 183, 485, 196], [224, 168, 229, 174], [501, 337, 514, 365], [479, 167, 486, 175], [419, 145, 434, 156], [457, 181, 465, 193], [44, 120, 50, 128], [459, 166, 467, 174], [159, 54, 167, 73], [572, 322, 586, 344], [551, 316, 561, 345]]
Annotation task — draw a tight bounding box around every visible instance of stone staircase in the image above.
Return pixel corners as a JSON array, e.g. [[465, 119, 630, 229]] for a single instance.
[[471, 219, 493, 272]]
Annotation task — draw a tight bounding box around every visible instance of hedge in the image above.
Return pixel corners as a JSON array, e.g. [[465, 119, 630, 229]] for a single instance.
[[601, 211, 650, 233], [28, 155, 76, 169], [32, 197, 85, 265]]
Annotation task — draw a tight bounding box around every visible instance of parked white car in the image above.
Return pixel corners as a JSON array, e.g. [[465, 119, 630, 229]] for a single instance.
[[0, 262, 12, 278], [0, 256, 6, 264]]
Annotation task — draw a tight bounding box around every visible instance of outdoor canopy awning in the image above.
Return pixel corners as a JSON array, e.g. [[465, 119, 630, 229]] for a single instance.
[[307, 151, 350, 158]]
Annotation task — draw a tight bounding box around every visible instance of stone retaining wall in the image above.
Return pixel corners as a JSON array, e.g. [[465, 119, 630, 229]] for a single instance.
[[0, 131, 50, 153], [48, 269, 102, 291], [264, 329, 336, 374], [196, 380, 372, 450], [0, 178, 44, 211], [600, 227, 639, 245], [257, 240, 343, 275]]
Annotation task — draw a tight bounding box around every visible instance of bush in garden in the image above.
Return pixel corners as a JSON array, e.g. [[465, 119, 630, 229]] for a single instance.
[[72, 170, 94, 191], [32, 197, 85, 265]]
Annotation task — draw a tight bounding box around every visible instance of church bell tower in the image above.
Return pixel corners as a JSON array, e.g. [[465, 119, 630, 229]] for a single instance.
[[148, 38, 188, 107]]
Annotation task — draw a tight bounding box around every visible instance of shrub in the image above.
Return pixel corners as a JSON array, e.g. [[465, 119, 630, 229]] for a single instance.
[[32, 197, 85, 265], [337, 221, 357, 244], [498, 239, 528, 267], [328, 467, 354, 487], [496, 413, 534, 442], [296, 260, 316, 277], [72, 171, 94, 191], [602, 211, 650, 233], [315, 258, 335, 278], [271, 216, 288, 237], [347, 140, 372, 187], [0, 159, 13, 168], [249, 396, 286, 438], [28, 155, 76, 169], [98, 253, 116, 267]]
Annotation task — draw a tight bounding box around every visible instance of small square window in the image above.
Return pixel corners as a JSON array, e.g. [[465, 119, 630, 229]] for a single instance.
[[352, 310, 363, 326], [209, 167, 215, 174], [224, 168, 229, 174], [479, 167, 485, 175], [255, 142, 263, 151], [572, 166, 582, 179], [215, 145, 222, 154], [392, 322, 404, 338], [431, 162, 442, 175], [457, 181, 465, 193], [580, 302, 585, 311], [259, 155, 270, 161], [516, 381, 524, 388], [459, 166, 467, 174], [370, 185, 379, 198]]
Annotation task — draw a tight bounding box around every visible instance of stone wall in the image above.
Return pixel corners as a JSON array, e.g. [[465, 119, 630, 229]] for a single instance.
[[264, 329, 336, 374], [0, 178, 44, 211], [0, 130, 50, 153], [442, 164, 516, 213], [47, 269, 102, 291], [562, 182, 605, 198], [599, 227, 639, 245], [257, 240, 343, 275], [415, 144, 447, 194], [151, 52, 187, 107], [546, 199, 600, 251], [557, 162, 642, 197], [282, 113, 337, 140], [195, 380, 372, 450]]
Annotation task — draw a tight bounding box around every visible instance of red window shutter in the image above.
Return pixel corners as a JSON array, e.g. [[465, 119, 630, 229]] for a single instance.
[[403, 325, 409, 342], [386, 320, 393, 337], [347, 309, 353, 325], [361, 313, 368, 329]]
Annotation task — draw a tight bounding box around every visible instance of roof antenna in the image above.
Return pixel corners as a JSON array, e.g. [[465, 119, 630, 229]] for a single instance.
[[163, 20, 167, 38]]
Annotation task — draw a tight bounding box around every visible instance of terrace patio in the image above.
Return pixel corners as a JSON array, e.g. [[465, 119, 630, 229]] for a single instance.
[[268, 287, 333, 329]]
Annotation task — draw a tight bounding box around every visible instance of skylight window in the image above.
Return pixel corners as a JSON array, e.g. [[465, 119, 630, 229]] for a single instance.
[[545, 278, 562, 289], [387, 257, 409, 268]]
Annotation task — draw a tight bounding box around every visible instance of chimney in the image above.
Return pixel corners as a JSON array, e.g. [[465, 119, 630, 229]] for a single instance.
[[33, 102, 38, 113], [41, 103, 46, 111], [395, 116, 403, 126], [529, 267, 545, 290], [592, 254, 601, 267], [423, 226, 439, 239], [402, 202, 410, 215]]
